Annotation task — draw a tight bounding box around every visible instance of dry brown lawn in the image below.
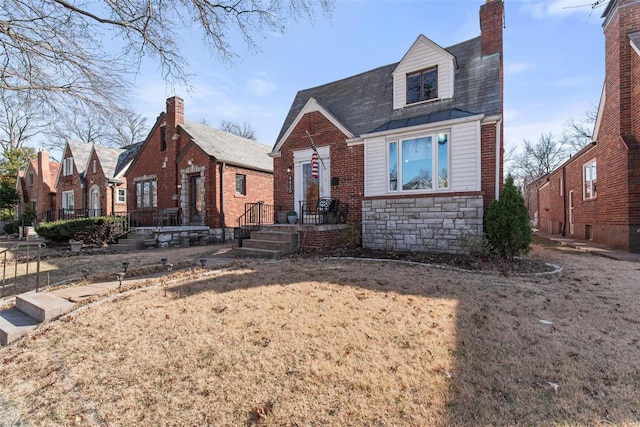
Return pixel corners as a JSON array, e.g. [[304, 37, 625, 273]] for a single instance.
[[0, 244, 639, 426]]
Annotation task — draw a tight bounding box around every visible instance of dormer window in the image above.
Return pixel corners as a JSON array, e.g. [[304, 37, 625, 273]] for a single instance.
[[407, 67, 438, 104]]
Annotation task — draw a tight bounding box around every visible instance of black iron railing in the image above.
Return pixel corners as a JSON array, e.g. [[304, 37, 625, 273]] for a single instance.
[[237, 201, 279, 245]]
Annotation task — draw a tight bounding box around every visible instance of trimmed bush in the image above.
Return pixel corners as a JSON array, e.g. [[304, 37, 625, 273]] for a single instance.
[[485, 176, 532, 259], [35, 216, 127, 245], [3, 220, 20, 235]]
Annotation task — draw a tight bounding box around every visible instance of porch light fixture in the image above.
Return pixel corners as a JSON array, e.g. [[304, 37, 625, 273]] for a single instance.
[[287, 166, 292, 174], [187, 158, 193, 166]]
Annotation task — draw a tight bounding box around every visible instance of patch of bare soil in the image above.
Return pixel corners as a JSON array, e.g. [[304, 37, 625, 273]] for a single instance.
[[0, 244, 638, 426]]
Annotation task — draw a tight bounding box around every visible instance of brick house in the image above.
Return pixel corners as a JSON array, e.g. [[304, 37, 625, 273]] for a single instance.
[[271, 0, 504, 253], [54, 140, 140, 219], [55, 140, 93, 218], [15, 150, 59, 220], [126, 96, 273, 231], [536, 0, 640, 253], [84, 143, 142, 216]]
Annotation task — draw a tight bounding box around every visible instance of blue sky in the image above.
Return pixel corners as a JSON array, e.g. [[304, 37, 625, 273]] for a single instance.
[[129, 0, 606, 153]]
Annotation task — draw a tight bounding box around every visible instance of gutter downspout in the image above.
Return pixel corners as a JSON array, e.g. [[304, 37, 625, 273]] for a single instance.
[[220, 162, 226, 243], [495, 117, 503, 200], [562, 166, 567, 236]]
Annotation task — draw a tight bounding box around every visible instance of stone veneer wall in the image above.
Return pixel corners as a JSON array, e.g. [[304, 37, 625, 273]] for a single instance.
[[362, 195, 484, 254]]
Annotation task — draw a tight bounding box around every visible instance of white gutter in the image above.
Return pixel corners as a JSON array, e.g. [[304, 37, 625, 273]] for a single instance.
[[495, 117, 502, 200]]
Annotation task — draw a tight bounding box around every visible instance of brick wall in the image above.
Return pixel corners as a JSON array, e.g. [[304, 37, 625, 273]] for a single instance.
[[56, 144, 85, 215], [480, 123, 501, 208], [273, 111, 363, 224]]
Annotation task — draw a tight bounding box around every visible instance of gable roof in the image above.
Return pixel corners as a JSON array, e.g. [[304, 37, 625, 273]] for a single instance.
[[66, 140, 93, 174], [92, 144, 125, 179], [275, 36, 500, 147], [48, 161, 60, 185], [181, 121, 273, 173]]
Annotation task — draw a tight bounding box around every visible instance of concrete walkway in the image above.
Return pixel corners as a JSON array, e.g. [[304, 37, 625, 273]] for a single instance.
[[536, 232, 640, 263], [0, 257, 235, 345]]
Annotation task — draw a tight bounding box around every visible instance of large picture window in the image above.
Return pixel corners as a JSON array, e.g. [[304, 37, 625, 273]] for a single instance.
[[406, 67, 438, 104], [583, 159, 597, 200], [389, 132, 449, 192], [135, 179, 157, 208]]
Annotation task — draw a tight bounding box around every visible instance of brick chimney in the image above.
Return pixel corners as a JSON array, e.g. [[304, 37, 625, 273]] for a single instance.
[[165, 96, 184, 137], [480, 0, 504, 57]]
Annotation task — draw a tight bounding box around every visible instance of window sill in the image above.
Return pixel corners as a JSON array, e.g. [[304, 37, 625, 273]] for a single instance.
[[234, 194, 247, 198]]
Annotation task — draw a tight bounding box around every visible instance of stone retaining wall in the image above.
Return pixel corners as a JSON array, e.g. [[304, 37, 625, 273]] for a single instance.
[[362, 195, 484, 254]]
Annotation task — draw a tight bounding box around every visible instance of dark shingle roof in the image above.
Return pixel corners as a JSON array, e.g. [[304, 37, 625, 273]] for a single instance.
[[181, 121, 273, 172], [371, 109, 477, 133], [114, 141, 144, 177], [275, 36, 500, 145]]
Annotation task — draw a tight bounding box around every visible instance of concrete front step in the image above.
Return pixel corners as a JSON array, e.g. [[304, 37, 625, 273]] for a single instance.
[[0, 309, 39, 346], [242, 238, 295, 252], [234, 247, 283, 259], [15, 291, 75, 323]]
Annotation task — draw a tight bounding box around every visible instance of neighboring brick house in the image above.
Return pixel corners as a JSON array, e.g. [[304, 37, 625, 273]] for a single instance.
[[85, 143, 142, 216], [126, 96, 273, 230], [55, 140, 93, 218], [15, 150, 59, 220], [54, 140, 140, 219], [271, 0, 504, 253], [537, 0, 640, 252]]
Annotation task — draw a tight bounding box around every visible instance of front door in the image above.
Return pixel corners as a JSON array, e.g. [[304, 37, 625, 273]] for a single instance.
[[90, 188, 100, 217], [190, 175, 203, 224], [294, 147, 330, 215]]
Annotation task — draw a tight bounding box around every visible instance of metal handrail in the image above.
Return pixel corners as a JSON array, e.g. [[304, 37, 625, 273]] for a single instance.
[[1, 241, 46, 296], [237, 202, 279, 245]]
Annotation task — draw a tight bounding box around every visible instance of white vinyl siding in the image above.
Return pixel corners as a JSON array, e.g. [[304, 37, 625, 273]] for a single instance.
[[392, 36, 455, 110], [364, 137, 386, 196], [450, 121, 480, 191], [364, 121, 480, 197]]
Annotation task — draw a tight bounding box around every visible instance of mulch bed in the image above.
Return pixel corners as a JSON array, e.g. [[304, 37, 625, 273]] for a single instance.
[[320, 247, 556, 274]]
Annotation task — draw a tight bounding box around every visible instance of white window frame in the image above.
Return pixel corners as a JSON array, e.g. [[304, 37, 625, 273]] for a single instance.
[[63, 157, 73, 176], [28, 172, 34, 186], [235, 173, 247, 195], [92, 160, 97, 174], [62, 190, 74, 211], [583, 159, 597, 200], [117, 188, 126, 204], [387, 130, 450, 193]]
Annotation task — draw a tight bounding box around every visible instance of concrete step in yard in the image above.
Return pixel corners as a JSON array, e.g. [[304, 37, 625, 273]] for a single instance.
[[108, 233, 153, 251], [0, 309, 39, 346], [235, 229, 299, 259], [0, 291, 75, 346]]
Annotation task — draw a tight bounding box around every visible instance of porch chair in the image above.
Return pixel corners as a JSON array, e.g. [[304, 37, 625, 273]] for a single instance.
[[302, 197, 340, 225]]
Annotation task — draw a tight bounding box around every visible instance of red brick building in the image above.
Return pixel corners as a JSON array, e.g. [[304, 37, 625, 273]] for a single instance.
[[126, 97, 273, 230], [271, 0, 504, 253], [15, 150, 59, 221], [537, 0, 640, 252]]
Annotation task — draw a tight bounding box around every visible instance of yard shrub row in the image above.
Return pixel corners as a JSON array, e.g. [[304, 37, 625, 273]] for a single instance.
[[35, 216, 127, 245]]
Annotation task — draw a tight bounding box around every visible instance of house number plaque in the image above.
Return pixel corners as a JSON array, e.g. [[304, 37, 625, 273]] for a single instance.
[[288, 175, 293, 194]]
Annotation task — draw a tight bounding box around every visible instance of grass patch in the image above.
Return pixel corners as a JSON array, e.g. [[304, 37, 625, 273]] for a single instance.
[[0, 246, 639, 425]]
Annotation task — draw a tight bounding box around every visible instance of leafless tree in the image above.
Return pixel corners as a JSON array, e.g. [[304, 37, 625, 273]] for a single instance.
[[0, 90, 47, 152], [563, 106, 597, 152], [0, 0, 333, 111], [220, 120, 256, 141], [48, 105, 112, 149], [510, 133, 569, 183], [109, 110, 149, 147]]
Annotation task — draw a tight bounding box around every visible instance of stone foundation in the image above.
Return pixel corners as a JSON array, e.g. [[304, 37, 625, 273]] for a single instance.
[[362, 195, 484, 254]]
